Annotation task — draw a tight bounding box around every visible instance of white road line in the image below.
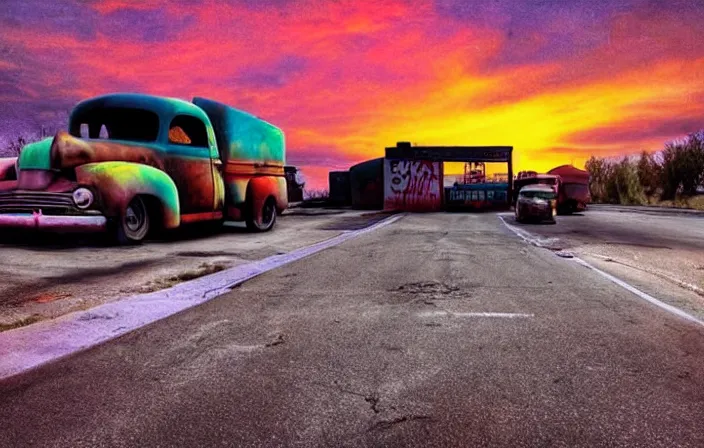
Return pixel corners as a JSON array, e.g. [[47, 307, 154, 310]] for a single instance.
[[572, 258, 704, 328], [585, 253, 704, 297], [419, 311, 534, 318], [497, 213, 704, 329], [496, 214, 560, 248], [0, 213, 405, 381]]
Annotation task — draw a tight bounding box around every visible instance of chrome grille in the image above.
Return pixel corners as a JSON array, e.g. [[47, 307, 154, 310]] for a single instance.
[[0, 191, 79, 214]]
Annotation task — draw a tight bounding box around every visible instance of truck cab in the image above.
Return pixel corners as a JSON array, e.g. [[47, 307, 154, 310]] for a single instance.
[[0, 93, 288, 243]]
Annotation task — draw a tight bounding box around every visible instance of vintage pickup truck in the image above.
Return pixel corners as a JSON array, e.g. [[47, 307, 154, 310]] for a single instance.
[[0, 93, 288, 243]]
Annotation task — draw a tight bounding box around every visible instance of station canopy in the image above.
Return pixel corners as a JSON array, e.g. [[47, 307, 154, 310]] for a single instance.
[[385, 142, 512, 163]]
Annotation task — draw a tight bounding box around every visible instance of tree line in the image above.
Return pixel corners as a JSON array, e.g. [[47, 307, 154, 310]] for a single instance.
[[585, 130, 704, 205]]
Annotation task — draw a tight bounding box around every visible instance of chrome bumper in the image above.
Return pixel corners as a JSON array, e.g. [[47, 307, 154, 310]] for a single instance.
[[0, 212, 107, 232]]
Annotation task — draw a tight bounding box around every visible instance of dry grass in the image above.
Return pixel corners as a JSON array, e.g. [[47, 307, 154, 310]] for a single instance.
[[0, 314, 42, 332], [652, 195, 704, 211], [140, 263, 229, 293]]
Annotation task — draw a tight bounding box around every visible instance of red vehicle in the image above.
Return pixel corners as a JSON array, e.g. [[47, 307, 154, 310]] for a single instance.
[[547, 165, 591, 213], [513, 166, 590, 214]]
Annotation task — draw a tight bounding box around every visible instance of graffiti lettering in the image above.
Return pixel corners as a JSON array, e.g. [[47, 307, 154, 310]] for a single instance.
[[384, 159, 441, 211], [390, 160, 412, 194]]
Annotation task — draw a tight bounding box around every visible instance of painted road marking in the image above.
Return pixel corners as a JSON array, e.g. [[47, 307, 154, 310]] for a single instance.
[[586, 252, 704, 297], [497, 214, 704, 329], [571, 258, 704, 327], [496, 213, 561, 248], [0, 213, 405, 381], [419, 311, 534, 318]]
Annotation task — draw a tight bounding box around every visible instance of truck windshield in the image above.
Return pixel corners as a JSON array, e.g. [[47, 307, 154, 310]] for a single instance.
[[520, 191, 556, 200], [70, 107, 160, 142]]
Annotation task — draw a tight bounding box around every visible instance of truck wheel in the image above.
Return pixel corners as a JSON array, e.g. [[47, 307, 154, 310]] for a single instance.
[[116, 196, 150, 244], [246, 197, 277, 232]]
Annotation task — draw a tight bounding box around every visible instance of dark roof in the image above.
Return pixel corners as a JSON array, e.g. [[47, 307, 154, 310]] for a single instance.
[[548, 164, 589, 176], [70, 93, 211, 123]]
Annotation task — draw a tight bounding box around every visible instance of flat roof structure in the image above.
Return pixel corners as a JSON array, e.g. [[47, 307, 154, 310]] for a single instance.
[[385, 142, 513, 163]]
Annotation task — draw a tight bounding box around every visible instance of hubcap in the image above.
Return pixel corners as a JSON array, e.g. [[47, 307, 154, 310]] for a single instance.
[[262, 201, 275, 226], [122, 197, 148, 240], [125, 204, 144, 231]]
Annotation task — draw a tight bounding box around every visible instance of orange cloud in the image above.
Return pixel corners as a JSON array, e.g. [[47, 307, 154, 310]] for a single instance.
[[1, 0, 703, 190]]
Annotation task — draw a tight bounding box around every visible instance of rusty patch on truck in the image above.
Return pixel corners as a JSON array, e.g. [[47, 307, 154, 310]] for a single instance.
[[50, 131, 163, 170]]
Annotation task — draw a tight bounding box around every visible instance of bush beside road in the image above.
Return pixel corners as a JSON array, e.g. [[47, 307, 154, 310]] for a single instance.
[[585, 130, 704, 209]]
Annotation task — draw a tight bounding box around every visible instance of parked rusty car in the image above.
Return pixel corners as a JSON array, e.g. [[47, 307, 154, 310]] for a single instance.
[[0, 93, 288, 243], [514, 184, 557, 224]]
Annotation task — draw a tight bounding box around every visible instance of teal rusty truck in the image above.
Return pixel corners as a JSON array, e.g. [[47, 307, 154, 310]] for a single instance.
[[0, 93, 288, 243]]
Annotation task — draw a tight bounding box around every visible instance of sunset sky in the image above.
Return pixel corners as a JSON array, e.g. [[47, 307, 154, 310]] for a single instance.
[[1, 0, 703, 190]]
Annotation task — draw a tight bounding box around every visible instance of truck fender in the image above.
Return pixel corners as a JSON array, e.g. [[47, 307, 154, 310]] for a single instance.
[[246, 176, 288, 221], [75, 162, 180, 229]]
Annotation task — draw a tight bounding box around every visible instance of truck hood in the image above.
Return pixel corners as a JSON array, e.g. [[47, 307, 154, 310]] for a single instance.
[[11, 131, 165, 191], [49, 131, 164, 170], [17, 131, 164, 172]]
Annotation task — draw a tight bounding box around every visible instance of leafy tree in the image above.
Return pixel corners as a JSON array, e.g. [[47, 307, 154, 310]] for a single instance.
[[585, 156, 609, 202], [612, 157, 645, 205], [661, 131, 704, 199], [586, 156, 645, 204], [636, 150, 661, 198]]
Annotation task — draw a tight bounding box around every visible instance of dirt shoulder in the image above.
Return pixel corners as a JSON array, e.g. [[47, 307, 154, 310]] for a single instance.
[[0, 210, 388, 329]]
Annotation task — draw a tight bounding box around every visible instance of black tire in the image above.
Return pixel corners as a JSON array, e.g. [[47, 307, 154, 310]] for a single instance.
[[116, 196, 150, 244], [246, 197, 277, 232]]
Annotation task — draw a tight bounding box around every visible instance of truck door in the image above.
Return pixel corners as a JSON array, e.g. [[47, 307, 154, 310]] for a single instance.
[[163, 114, 216, 216]]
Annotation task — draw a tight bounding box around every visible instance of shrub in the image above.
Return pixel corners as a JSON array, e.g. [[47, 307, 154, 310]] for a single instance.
[[585, 156, 609, 203], [636, 150, 661, 198], [661, 131, 704, 199], [586, 156, 645, 205], [612, 157, 646, 205]]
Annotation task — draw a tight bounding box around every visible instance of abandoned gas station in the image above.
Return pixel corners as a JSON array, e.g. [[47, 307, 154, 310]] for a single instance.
[[330, 142, 514, 212]]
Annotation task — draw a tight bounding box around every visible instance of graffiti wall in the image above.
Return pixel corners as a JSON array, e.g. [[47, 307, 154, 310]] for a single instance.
[[383, 159, 442, 212]]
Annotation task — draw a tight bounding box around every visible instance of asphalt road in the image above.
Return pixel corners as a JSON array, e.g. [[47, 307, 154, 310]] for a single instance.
[[2, 212, 704, 447], [0, 209, 392, 327], [507, 206, 704, 321]]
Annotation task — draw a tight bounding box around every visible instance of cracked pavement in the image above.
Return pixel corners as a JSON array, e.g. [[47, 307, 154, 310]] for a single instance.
[[2, 212, 704, 447]]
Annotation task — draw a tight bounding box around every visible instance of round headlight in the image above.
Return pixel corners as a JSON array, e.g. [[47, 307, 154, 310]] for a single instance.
[[72, 188, 94, 209]]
